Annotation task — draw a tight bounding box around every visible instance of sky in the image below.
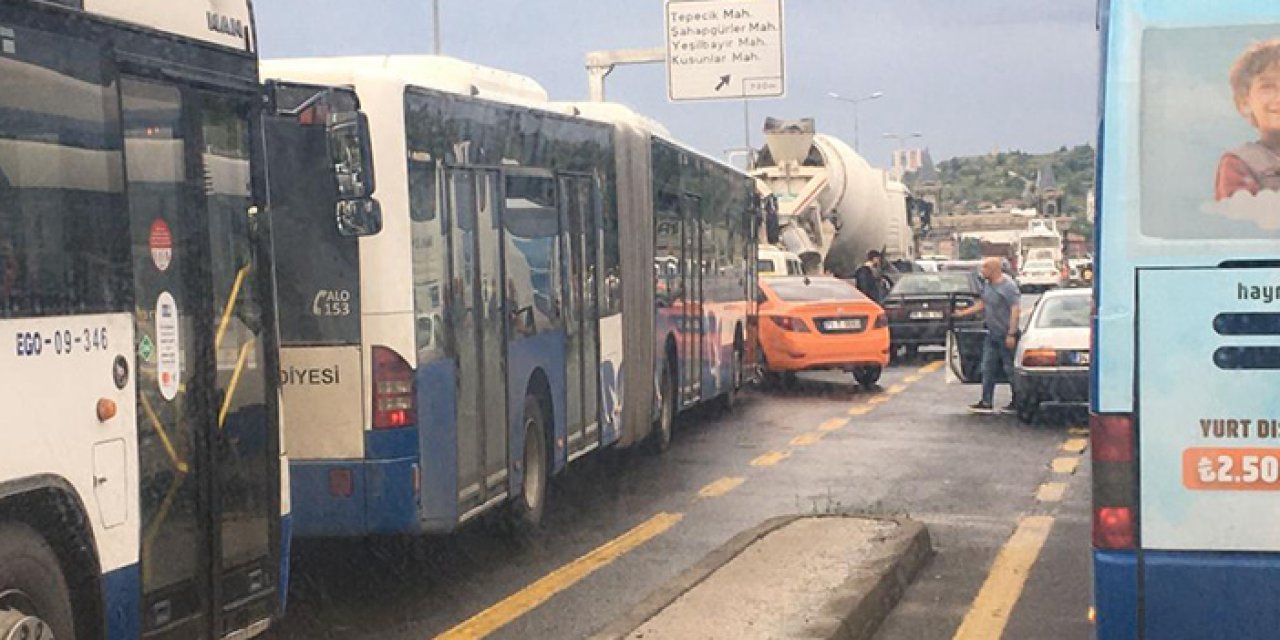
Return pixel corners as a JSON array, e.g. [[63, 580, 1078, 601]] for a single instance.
[[255, 0, 1100, 169]]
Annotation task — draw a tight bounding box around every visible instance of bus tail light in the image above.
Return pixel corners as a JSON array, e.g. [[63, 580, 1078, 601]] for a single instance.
[[372, 346, 416, 429], [1092, 413, 1136, 549]]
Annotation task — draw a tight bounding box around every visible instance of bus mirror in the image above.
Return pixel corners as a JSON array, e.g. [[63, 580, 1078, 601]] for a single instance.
[[336, 198, 383, 237], [328, 111, 376, 200]]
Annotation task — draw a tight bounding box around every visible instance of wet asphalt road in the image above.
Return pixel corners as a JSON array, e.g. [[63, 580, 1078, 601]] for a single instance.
[[270, 349, 1094, 640]]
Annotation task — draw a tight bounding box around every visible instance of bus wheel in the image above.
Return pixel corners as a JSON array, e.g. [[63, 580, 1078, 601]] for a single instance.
[[651, 362, 675, 453], [513, 395, 548, 528], [0, 523, 74, 640], [718, 346, 743, 413]]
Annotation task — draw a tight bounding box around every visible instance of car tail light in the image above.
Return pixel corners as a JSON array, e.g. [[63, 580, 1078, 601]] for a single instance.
[[372, 346, 416, 429], [769, 316, 810, 332], [873, 313, 888, 329], [1092, 413, 1136, 550], [1021, 348, 1058, 367]]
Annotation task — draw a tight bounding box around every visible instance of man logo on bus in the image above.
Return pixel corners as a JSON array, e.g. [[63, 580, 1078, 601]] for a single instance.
[[1215, 38, 1280, 201]]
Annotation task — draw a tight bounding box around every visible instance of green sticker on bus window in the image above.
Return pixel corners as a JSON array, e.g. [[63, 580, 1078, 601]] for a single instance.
[[138, 334, 155, 363]]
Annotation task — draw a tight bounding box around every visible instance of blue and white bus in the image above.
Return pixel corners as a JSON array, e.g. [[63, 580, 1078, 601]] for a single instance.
[[1093, 1, 1280, 637], [261, 57, 759, 537], [0, 1, 289, 638]]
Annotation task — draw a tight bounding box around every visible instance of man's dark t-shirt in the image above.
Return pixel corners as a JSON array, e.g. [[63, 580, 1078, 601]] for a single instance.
[[854, 264, 883, 301]]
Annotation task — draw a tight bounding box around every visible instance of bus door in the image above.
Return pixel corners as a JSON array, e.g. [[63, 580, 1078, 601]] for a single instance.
[[680, 194, 704, 405], [447, 168, 509, 514], [559, 174, 602, 459], [123, 78, 279, 639]]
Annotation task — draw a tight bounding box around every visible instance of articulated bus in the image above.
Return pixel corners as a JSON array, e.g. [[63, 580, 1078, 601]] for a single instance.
[[260, 56, 758, 537], [0, 1, 288, 638], [1093, 1, 1280, 637]]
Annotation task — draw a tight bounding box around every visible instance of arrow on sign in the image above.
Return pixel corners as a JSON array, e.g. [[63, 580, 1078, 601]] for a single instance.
[[714, 75, 731, 91]]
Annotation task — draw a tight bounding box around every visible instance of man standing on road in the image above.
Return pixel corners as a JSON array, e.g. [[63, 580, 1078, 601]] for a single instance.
[[955, 257, 1021, 414], [853, 250, 886, 302]]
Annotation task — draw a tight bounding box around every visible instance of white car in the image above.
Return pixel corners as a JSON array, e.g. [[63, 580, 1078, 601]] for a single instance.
[[1018, 258, 1063, 293], [1012, 288, 1091, 423]]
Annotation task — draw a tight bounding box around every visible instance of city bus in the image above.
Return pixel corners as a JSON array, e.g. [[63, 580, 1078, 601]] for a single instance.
[[261, 56, 758, 537], [1092, 1, 1280, 637], [0, 1, 288, 638]]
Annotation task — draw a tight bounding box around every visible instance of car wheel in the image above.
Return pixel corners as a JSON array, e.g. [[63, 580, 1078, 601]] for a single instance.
[[853, 366, 882, 389], [1016, 395, 1039, 424], [0, 523, 75, 640]]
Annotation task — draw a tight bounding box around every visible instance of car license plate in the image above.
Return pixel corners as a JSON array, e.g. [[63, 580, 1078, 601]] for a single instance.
[[823, 319, 863, 331], [1072, 351, 1091, 365], [910, 310, 944, 320]]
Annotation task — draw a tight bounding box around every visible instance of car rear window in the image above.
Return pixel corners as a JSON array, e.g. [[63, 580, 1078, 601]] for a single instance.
[[1035, 295, 1091, 328], [767, 279, 865, 302], [889, 273, 975, 295]]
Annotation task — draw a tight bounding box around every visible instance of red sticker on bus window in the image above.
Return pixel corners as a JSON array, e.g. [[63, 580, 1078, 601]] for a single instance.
[[148, 219, 173, 272]]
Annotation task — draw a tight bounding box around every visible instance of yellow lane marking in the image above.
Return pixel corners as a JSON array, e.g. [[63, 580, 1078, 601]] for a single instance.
[[920, 360, 945, 374], [435, 512, 683, 639], [751, 450, 791, 467], [903, 374, 924, 383], [848, 405, 874, 417], [790, 432, 824, 446], [1035, 482, 1068, 503], [697, 476, 745, 499], [868, 395, 891, 405], [887, 384, 908, 395], [1061, 438, 1089, 454], [1068, 426, 1089, 437], [1051, 457, 1080, 474], [952, 515, 1055, 640], [819, 417, 850, 432]]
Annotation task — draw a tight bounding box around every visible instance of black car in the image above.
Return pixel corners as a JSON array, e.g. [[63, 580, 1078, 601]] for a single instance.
[[882, 271, 984, 358]]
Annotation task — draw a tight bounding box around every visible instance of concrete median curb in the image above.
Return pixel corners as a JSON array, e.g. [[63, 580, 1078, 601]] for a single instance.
[[590, 514, 932, 640]]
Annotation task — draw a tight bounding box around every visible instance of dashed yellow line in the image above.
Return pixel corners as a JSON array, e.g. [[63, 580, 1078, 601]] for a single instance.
[[697, 476, 745, 499], [1035, 482, 1067, 503], [819, 417, 850, 432], [435, 512, 683, 639], [751, 450, 791, 467], [868, 395, 891, 405], [790, 432, 823, 447], [1068, 426, 1089, 437], [952, 515, 1055, 640], [1051, 457, 1080, 474], [920, 360, 945, 374], [887, 384, 908, 395], [1061, 438, 1088, 454], [903, 374, 924, 383], [848, 405, 874, 417]]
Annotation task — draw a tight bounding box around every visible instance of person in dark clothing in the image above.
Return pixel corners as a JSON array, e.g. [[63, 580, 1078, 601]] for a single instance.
[[853, 250, 886, 302]]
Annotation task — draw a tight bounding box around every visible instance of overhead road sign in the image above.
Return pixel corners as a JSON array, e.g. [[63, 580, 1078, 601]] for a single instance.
[[665, 0, 786, 102]]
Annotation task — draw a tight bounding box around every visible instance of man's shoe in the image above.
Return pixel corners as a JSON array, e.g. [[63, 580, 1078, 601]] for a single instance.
[[968, 401, 995, 414]]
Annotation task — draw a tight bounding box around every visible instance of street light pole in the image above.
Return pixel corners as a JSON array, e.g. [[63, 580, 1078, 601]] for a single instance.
[[827, 91, 883, 153], [432, 0, 441, 55]]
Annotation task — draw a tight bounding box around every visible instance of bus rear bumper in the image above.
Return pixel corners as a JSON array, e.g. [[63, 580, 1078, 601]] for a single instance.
[[1095, 549, 1280, 638], [290, 458, 420, 538]]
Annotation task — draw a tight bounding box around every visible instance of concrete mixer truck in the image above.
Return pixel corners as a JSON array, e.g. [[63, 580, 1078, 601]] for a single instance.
[[752, 117, 914, 279]]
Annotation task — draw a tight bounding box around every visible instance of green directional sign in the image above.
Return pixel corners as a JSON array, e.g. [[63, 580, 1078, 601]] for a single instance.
[[138, 334, 155, 363]]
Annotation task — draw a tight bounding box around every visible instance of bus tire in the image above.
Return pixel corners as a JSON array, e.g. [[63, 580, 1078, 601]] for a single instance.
[[718, 344, 743, 413], [512, 395, 548, 528], [650, 360, 675, 454], [0, 522, 74, 640]]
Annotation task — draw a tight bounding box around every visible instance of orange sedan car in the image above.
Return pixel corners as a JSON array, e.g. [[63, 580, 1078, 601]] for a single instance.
[[758, 276, 890, 389]]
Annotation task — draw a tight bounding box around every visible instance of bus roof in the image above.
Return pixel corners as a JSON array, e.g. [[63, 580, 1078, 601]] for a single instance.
[[81, 0, 254, 52], [262, 55, 550, 108]]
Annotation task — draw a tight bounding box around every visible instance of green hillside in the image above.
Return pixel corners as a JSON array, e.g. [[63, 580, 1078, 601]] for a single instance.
[[906, 144, 1095, 218]]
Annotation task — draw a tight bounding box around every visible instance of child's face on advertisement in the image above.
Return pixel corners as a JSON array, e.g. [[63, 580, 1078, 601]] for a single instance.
[[1241, 62, 1280, 135]]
